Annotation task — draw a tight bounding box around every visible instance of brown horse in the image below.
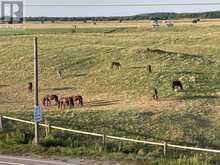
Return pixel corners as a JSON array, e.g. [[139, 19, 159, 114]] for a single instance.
[[58, 97, 74, 110], [42, 96, 50, 106], [27, 82, 32, 93], [152, 88, 159, 100], [72, 95, 83, 106], [147, 65, 152, 73], [111, 62, 121, 70], [42, 95, 59, 106], [172, 80, 183, 91]]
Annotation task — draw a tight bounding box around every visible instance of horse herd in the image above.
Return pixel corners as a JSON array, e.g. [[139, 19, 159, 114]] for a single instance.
[[151, 80, 183, 100], [111, 61, 184, 100], [27, 61, 184, 107], [27, 83, 83, 110], [42, 94, 83, 109]]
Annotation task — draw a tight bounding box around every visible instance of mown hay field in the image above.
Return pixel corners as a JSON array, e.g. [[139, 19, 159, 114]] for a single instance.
[[0, 20, 220, 163]]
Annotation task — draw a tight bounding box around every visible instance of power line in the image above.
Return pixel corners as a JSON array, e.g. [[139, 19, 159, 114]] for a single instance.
[[24, 3, 220, 7]]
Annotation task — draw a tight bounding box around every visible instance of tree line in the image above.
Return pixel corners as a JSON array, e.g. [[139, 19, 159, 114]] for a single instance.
[[24, 11, 220, 22]]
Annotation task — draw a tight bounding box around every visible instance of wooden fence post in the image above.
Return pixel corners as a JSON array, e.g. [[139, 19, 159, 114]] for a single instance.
[[103, 134, 106, 150], [163, 142, 167, 157], [72, 25, 77, 33], [0, 115, 3, 130], [34, 37, 40, 144], [47, 124, 51, 135], [45, 120, 51, 136], [75, 25, 77, 33]]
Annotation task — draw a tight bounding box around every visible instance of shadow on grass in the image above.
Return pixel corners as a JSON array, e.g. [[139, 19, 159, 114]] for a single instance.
[[160, 95, 219, 102], [72, 73, 88, 77], [42, 87, 75, 91], [127, 66, 147, 69], [85, 100, 120, 107], [63, 73, 88, 79], [176, 95, 219, 100], [174, 71, 204, 75], [0, 85, 9, 88]]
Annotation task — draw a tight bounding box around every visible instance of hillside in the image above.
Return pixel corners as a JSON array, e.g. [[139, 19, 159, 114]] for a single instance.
[[24, 11, 220, 22], [134, 11, 220, 20], [0, 21, 220, 163]]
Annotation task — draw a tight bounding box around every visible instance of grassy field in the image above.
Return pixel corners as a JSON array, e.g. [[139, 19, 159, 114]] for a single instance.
[[0, 20, 220, 164]]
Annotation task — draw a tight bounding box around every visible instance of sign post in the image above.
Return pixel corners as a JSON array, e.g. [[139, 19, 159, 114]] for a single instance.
[[34, 37, 41, 144], [34, 106, 42, 123]]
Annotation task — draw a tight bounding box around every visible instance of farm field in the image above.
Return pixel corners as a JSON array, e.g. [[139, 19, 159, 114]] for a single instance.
[[0, 20, 220, 164]]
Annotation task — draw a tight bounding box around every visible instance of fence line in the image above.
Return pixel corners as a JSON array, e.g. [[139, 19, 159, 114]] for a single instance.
[[2, 116, 35, 125], [50, 125, 104, 137], [167, 144, 220, 154], [1, 115, 220, 155], [106, 135, 164, 146], [2, 116, 103, 137]]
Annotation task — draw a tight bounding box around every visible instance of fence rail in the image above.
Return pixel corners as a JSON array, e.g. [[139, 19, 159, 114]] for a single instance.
[[1, 115, 220, 155]]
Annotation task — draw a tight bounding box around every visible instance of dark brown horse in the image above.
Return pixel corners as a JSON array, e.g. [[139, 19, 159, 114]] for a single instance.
[[111, 62, 121, 70], [57, 70, 62, 79], [192, 19, 200, 24], [152, 88, 159, 100], [27, 82, 32, 93], [192, 19, 198, 24], [42, 95, 59, 106], [72, 95, 83, 106], [172, 80, 183, 91], [58, 97, 74, 110], [147, 65, 152, 73], [42, 95, 50, 106]]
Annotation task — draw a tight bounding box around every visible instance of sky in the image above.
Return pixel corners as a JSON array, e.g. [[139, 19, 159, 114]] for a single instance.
[[2, 0, 220, 17]]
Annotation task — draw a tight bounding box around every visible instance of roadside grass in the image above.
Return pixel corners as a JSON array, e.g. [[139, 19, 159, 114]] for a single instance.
[[0, 131, 216, 165]]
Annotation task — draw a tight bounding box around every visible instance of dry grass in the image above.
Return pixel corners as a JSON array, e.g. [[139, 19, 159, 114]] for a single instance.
[[0, 20, 220, 162]]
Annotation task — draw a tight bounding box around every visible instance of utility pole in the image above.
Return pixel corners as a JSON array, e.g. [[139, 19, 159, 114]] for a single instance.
[[34, 37, 39, 144]]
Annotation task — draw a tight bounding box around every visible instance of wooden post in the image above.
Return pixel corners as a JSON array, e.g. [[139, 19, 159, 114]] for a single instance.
[[47, 124, 51, 136], [72, 25, 77, 33], [75, 25, 77, 33], [45, 120, 51, 136], [34, 37, 40, 144], [147, 65, 152, 73], [163, 142, 167, 157], [102, 134, 106, 151], [0, 115, 3, 130]]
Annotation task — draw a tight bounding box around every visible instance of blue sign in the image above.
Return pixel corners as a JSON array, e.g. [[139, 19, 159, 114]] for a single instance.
[[34, 106, 42, 123]]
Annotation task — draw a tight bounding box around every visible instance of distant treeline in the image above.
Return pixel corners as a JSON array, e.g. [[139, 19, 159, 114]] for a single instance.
[[25, 11, 220, 22]]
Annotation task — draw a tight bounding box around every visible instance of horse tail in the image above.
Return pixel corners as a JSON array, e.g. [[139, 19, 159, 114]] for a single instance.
[[42, 98, 46, 106], [172, 83, 175, 90], [55, 96, 59, 104], [111, 63, 114, 69], [72, 98, 75, 107], [68, 97, 74, 109], [58, 101, 61, 109], [154, 88, 158, 95], [80, 96, 83, 106]]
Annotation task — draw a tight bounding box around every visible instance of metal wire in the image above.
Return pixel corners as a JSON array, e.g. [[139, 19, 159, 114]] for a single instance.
[[24, 3, 220, 7]]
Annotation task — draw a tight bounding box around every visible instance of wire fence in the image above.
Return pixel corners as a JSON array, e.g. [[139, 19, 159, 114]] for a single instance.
[[23, 3, 220, 7]]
